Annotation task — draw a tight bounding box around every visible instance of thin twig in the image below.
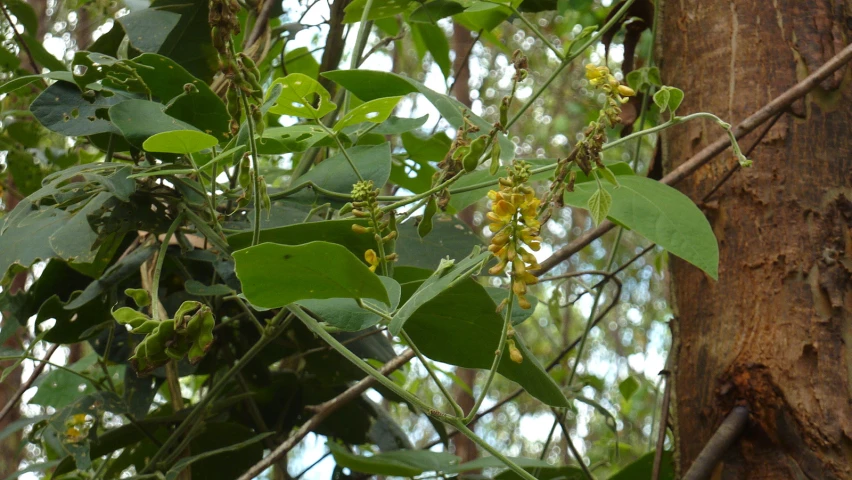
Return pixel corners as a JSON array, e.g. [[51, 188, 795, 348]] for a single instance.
[[237, 350, 416, 480], [0, 0, 43, 77], [0, 343, 60, 423], [681, 406, 749, 480], [245, 0, 277, 51], [537, 41, 852, 275], [651, 364, 673, 479], [555, 411, 596, 480]]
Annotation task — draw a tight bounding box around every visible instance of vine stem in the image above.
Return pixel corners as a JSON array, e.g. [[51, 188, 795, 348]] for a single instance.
[[239, 90, 264, 247], [449, 419, 538, 480], [287, 304, 534, 478], [151, 213, 185, 321], [508, 4, 565, 61], [462, 288, 513, 424], [400, 330, 464, 418], [316, 122, 364, 181], [140, 309, 292, 473]]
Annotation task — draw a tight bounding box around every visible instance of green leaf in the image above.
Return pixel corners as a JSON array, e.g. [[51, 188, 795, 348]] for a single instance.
[[334, 96, 403, 132], [147, 0, 218, 82], [30, 81, 127, 137], [619, 376, 640, 400], [327, 442, 460, 476], [184, 280, 233, 296], [608, 451, 674, 480], [389, 251, 490, 335], [597, 164, 620, 187], [455, 1, 514, 31], [563, 175, 719, 278], [322, 69, 514, 162], [484, 287, 538, 326], [395, 216, 482, 270], [418, 196, 438, 238], [666, 86, 684, 112], [409, 0, 465, 23], [268, 73, 337, 119], [411, 23, 451, 79], [371, 114, 428, 135], [142, 130, 218, 154], [653, 88, 670, 111], [109, 99, 200, 148], [343, 0, 416, 22], [283, 47, 320, 79], [228, 218, 375, 258], [448, 456, 551, 474], [587, 187, 612, 226], [299, 276, 401, 331], [233, 241, 390, 309], [116, 9, 181, 53], [0, 71, 71, 95], [404, 279, 570, 407], [289, 143, 392, 203], [0, 207, 69, 279], [31, 354, 122, 410], [258, 125, 329, 154]]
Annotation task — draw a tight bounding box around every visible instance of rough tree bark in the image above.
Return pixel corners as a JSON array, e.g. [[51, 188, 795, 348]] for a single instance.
[[660, 1, 852, 478]]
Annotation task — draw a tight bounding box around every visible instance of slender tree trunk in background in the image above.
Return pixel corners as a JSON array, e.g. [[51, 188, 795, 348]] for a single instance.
[[660, 1, 852, 478], [450, 22, 479, 465], [0, 183, 27, 476]]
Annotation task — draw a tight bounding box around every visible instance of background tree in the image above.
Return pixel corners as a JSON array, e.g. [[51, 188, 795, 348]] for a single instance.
[[660, 1, 852, 478]]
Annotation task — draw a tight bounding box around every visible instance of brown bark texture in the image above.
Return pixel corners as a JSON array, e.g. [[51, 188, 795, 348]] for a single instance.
[[660, 1, 852, 479]]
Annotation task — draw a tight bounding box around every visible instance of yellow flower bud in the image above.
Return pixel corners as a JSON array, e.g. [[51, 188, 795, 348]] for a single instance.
[[364, 249, 379, 272], [618, 85, 636, 97], [512, 279, 526, 296], [493, 200, 515, 218], [517, 295, 532, 310], [508, 339, 523, 364]]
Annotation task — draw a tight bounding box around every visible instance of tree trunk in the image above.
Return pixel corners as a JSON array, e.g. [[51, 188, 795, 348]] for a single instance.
[[660, 1, 852, 478]]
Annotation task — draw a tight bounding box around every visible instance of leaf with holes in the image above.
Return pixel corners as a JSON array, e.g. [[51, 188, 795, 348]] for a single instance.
[[233, 241, 390, 309], [109, 99, 200, 148], [268, 73, 337, 119], [333, 96, 403, 132]]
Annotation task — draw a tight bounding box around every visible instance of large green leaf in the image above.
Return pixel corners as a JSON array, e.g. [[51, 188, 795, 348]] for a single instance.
[[228, 218, 375, 262], [30, 81, 127, 137], [448, 456, 552, 474], [395, 216, 482, 269], [169, 426, 270, 480], [116, 9, 181, 53], [327, 442, 460, 476], [289, 143, 392, 202], [389, 251, 490, 335], [109, 99, 199, 148], [333, 96, 403, 132], [147, 0, 218, 82], [484, 287, 538, 325], [299, 276, 401, 332], [411, 23, 451, 79], [268, 73, 337, 119], [258, 125, 329, 154], [404, 279, 570, 407], [322, 69, 514, 162], [563, 175, 719, 278], [233, 241, 390, 309], [30, 354, 121, 410], [0, 207, 69, 279]]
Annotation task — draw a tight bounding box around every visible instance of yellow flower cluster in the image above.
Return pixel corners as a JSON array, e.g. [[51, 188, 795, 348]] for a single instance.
[[487, 162, 541, 309], [585, 63, 636, 100]]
